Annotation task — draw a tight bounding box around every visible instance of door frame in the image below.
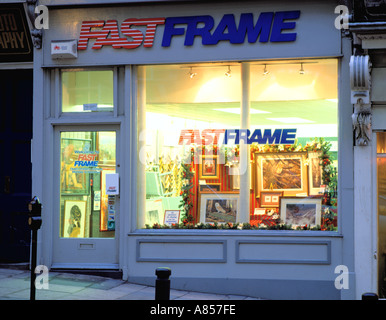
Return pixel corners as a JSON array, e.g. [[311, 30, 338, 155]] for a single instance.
[[51, 124, 121, 270], [374, 131, 386, 297]]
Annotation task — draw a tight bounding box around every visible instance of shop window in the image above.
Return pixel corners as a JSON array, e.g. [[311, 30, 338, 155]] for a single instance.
[[59, 131, 116, 238], [137, 60, 338, 231], [61, 70, 114, 113]]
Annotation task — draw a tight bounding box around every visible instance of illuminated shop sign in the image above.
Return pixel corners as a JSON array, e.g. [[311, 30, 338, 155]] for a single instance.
[[78, 10, 300, 50], [178, 129, 297, 145]]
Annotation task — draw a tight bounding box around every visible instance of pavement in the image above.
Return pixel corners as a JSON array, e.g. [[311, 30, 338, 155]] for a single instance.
[[0, 267, 260, 301]]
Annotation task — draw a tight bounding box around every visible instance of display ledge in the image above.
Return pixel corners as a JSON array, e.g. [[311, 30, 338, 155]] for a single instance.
[[128, 229, 343, 238]]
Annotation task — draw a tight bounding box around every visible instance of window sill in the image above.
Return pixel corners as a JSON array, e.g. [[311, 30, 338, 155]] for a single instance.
[[128, 228, 343, 238]]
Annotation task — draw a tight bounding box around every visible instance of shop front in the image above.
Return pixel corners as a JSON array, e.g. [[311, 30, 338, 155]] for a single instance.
[[34, 0, 354, 299]]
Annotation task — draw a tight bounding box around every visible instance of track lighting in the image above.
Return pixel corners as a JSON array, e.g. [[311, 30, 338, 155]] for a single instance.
[[225, 65, 232, 77], [263, 64, 269, 75], [299, 63, 305, 75], [188, 67, 197, 79]]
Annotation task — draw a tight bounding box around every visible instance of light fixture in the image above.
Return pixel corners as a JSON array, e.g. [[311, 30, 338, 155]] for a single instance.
[[188, 67, 197, 79], [225, 65, 232, 77], [263, 64, 269, 75], [299, 63, 305, 75]]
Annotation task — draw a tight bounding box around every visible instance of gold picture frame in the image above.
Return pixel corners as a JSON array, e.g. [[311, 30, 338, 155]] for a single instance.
[[260, 191, 283, 207], [254, 152, 308, 197], [199, 155, 219, 179], [308, 151, 323, 196]]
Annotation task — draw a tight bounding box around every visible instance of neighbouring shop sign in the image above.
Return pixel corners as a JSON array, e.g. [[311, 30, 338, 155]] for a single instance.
[[78, 10, 300, 50], [0, 5, 33, 62]]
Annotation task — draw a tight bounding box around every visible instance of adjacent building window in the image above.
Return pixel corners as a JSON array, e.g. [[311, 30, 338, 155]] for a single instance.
[[137, 59, 338, 231], [61, 70, 114, 112]]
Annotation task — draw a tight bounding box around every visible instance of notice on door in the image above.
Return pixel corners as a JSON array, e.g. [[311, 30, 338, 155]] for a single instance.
[[105, 173, 119, 195]]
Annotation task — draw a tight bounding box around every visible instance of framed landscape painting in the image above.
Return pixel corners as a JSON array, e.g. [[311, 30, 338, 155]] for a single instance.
[[280, 197, 322, 228]]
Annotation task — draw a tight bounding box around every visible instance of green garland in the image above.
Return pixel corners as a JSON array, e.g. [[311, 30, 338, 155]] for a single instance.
[[145, 137, 337, 231], [178, 162, 195, 225]]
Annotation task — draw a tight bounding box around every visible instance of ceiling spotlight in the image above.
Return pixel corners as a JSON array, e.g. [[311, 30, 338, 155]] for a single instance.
[[188, 67, 197, 79], [225, 65, 232, 77], [263, 64, 269, 75], [299, 63, 305, 75]]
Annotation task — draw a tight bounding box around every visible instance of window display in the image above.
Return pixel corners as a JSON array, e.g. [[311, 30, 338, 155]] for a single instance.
[[59, 131, 116, 238], [138, 60, 338, 231]]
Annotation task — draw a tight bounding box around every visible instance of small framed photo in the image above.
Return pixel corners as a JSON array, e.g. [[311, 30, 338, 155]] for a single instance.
[[280, 197, 322, 228], [254, 208, 266, 215], [63, 200, 87, 238], [199, 155, 219, 179], [199, 183, 221, 192], [164, 210, 180, 226], [199, 191, 239, 224], [260, 191, 283, 207]]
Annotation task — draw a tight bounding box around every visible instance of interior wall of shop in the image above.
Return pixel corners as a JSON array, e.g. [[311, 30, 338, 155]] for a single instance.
[[369, 67, 386, 297], [33, 0, 357, 299]]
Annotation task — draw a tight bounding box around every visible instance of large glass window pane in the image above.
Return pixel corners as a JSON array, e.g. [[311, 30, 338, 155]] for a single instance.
[[137, 64, 241, 228], [62, 70, 114, 112], [138, 59, 338, 231], [249, 59, 338, 231], [60, 131, 116, 238]]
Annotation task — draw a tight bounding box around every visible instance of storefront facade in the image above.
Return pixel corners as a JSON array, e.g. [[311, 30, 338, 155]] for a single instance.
[[32, 0, 355, 299], [349, 0, 386, 299]]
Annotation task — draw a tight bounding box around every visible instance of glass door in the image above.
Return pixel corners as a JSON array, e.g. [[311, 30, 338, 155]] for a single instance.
[[52, 129, 119, 268]]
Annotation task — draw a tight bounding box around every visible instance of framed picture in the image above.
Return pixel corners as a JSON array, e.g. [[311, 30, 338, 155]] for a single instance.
[[199, 191, 239, 224], [260, 191, 283, 207], [199, 183, 221, 192], [230, 161, 253, 190], [254, 152, 308, 197], [199, 155, 219, 179], [145, 198, 163, 226], [164, 210, 180, 226], [254, 208, 266, 215], [63, 200, 87, 238], [280, 197, 322, 227], [60, 138, 92, 195], [308, 151, 323, 195]]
